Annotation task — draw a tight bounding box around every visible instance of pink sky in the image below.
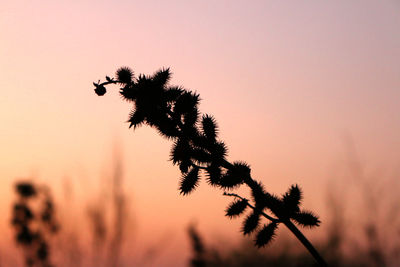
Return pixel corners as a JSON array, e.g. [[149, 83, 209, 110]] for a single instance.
[[1, 1, 400, 266]]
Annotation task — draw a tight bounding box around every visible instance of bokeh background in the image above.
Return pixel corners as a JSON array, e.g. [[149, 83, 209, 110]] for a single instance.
[[1, 0, 399, 266]]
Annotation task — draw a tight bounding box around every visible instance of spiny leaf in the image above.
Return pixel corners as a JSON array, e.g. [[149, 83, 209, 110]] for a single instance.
[[242, 212, 260, 235], [201, 115, 218, 140], [179, 166, 200, 195], [292, 210, 320, 228], [255, 222, 278, 248], [226, 199, 248, 218]]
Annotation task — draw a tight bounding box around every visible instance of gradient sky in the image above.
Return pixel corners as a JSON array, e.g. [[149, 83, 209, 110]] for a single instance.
[[1, 1, 400, 266]]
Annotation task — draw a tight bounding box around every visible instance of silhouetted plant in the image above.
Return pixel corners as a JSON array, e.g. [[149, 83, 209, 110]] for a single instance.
[[188, 224, 207, 267], [11, 181, 59, 267], [93, 67, 327, 266]]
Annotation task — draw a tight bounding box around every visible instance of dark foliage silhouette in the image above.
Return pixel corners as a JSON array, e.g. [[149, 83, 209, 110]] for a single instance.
[[11, 181, 59, 267], [188, 224, 207, 267], [93, 67, 327, 265]]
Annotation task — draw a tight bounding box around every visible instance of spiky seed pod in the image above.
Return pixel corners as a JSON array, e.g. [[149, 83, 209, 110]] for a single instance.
[[16, 183, 36, 198], [174, 92, 200, 115], [263, 193, 283, 215], [127, 109, 146, 129], [255, 222, 278, 248], [156, 125, 180, 139], [242, 212, 260, 235], [210, 141, 227, 162], [152, 68, 171, 87], [191, 134, 211, 151], [225, 199, 248, 218], [94, 84, 107, 96], [179, 159, 192, 174], [155, 116, 180, 139], [219, 170, 244, 189], [191, 148, 212, 164], [120, 84, 139, 101], [116, 67, 134, 83], [250, 180, 266, 204], [218, 162, 249, 189], [145, 109, 167, 126], [179, 166, 200, 195], [282, 184, 302, 216], [201, 115, 218, 140], [292, 210, 320, 228], [171, 138, 191, 165], [184, 108, 200, 127], [205, 163, 222, 185], [232, 162, 251, 178], [164, 86, 184, 103]]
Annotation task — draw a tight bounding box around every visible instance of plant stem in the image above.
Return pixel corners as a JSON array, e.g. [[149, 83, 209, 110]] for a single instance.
[[283, 219, 328, 266]]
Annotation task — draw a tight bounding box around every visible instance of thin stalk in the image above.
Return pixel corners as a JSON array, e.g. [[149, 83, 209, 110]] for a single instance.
[[283, 220, 328, 266]]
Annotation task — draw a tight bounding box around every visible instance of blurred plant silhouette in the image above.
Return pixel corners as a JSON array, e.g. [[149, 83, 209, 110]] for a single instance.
[[188, 224, 207, 267], [93, 67, 327, 265], [11, 181, 59, 267]]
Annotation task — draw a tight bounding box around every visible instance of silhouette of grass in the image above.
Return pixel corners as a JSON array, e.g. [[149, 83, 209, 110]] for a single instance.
[[93, 67, 327, 265]]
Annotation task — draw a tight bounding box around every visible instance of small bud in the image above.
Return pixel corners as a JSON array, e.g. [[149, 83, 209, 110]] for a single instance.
[[94, 85, 106, 96]]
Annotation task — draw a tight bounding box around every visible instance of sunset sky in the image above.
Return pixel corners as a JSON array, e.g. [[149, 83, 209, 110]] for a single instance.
[[1, 1, 399, 266]]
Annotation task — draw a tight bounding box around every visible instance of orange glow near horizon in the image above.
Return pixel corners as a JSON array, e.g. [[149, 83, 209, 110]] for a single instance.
[[1, 1, 400, 266]]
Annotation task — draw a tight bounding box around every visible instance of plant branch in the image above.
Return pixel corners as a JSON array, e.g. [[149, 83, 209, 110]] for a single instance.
[[283, 219, 328, 266], [93, 67, 328, 266]]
